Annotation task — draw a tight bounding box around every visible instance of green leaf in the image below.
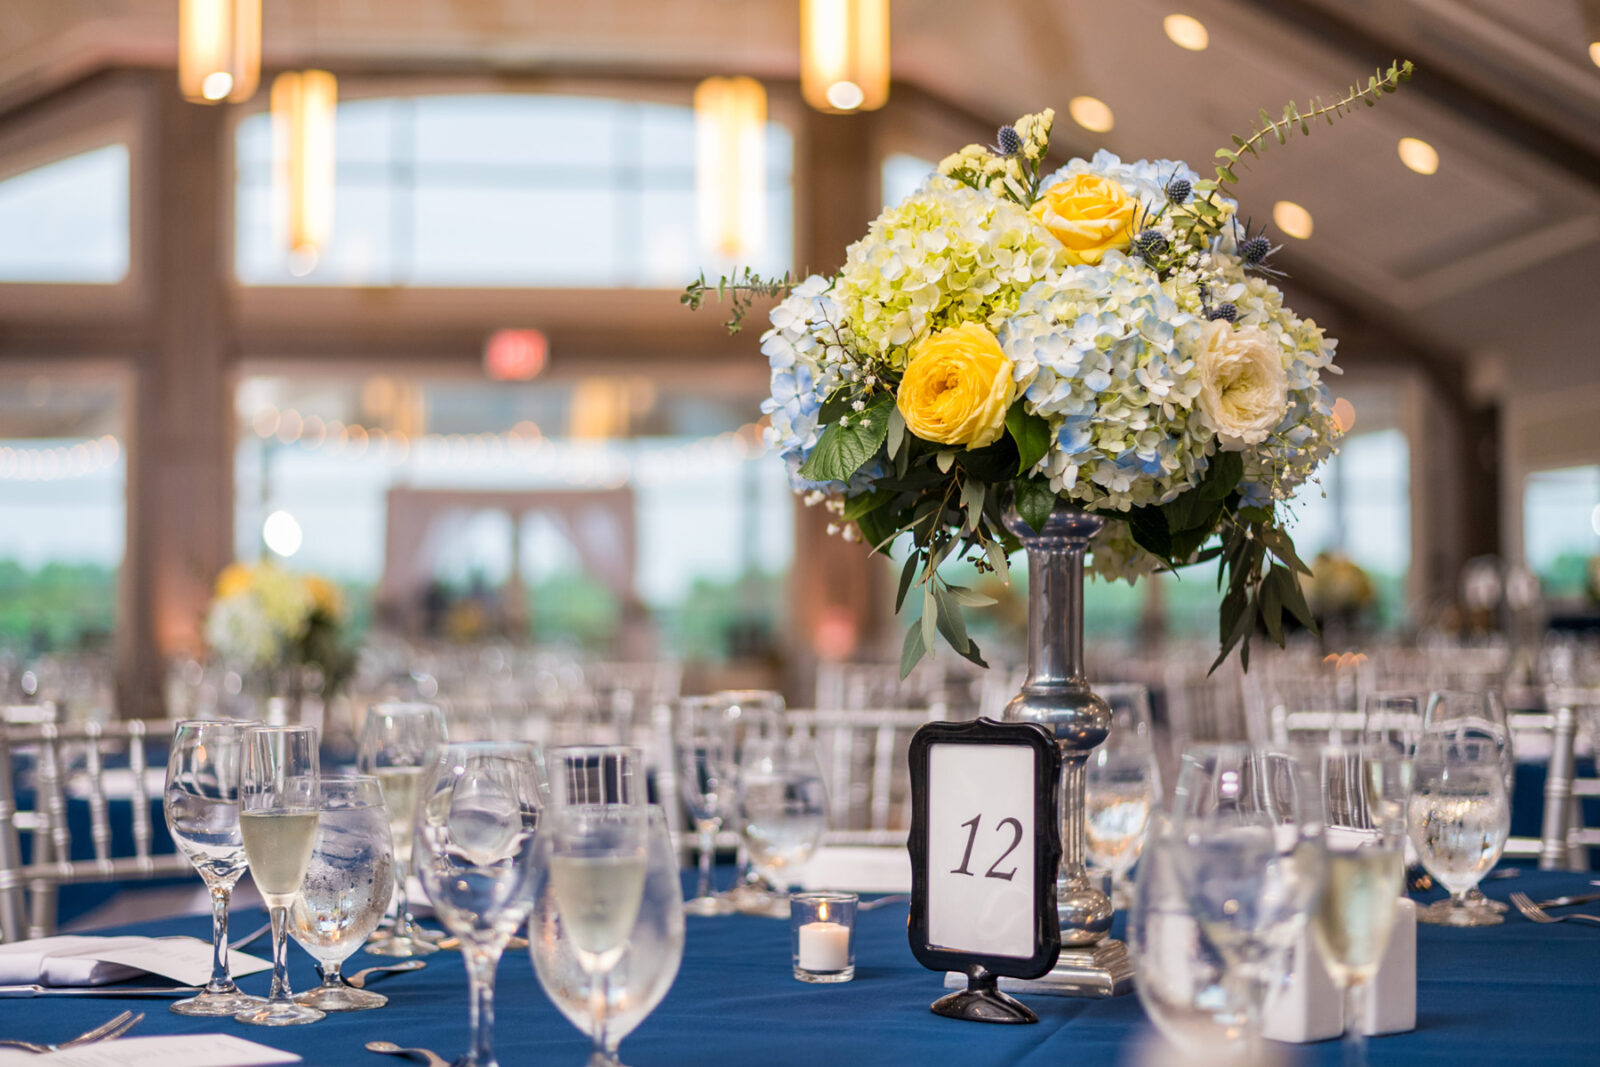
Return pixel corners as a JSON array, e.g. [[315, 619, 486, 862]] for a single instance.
[[895, 552, 919, 613], [1257, 524, 1313, 576], [932, 585, 970, 655], [1276, 564, 1318, 631], [841, 489, 892, 522], [953, 636, 989, 670], [1198, 451, 1243, 502], [1261, 569, 1286, 646], [947, 584, 998, 608], [857, 506, 901, 555], [1125, 505, 1173, 560], [797, 395, 893, 483], [886, 406, 906, 461], [960, 478, 986, 535], [936, 450, 955, 474], [985, 539, 1010, 583], [900, 620, 927, 680], [921, 585, 938, 655], [1013, 477, 1057, 536], [1005, 404, 1052, 475], [817, 389, 855, 424]]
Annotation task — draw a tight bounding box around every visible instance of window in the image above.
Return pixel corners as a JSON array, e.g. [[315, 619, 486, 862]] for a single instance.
[[1523, 465, 1600, 598], [882, 153, 933, 207], [0, 145, 129, 283], [235, 94, 794, 287]]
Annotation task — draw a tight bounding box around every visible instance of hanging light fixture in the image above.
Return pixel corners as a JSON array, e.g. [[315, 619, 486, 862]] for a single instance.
[[695, 76, 767, 261], [800, 0, 889, 113], [272, 70, 338, 274], [178, 0, 261, 103]]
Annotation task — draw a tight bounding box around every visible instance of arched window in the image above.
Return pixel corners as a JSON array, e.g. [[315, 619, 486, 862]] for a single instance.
[[235, 93, 794, 287], [0, 144, 130, 284]]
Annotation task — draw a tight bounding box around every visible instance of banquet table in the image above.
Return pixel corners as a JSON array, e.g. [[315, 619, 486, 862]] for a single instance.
[[4, 868, 1598, 1067]]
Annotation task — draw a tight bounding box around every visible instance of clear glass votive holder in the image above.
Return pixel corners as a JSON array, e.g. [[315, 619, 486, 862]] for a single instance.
[[791, 891, 857, 983]]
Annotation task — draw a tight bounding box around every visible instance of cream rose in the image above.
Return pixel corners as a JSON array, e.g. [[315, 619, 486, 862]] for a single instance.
[[1194, 321, 1289, 450]]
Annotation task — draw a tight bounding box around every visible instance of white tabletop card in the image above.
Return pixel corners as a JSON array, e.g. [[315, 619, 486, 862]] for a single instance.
[[0, 936, 269, 986], [0, 1035, 299, 1067], [925, 742, 1035, 958], [89, 937, 271, 985]]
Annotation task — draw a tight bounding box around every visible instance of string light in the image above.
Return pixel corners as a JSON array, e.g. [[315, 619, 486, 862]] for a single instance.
[[0, 435, 123, 481]]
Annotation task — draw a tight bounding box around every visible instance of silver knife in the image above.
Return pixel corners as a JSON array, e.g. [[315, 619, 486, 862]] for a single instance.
[[1535, 891, 1600, 909], [0, 984, 204, 997]]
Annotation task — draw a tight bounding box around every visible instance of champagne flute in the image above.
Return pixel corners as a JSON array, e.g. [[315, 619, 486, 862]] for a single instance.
[[290, 775, 396, 1011], [674, 696, 736, 916], [531, 807, 685, 1067], [359, 701, 447, 956], [1171, 744, 1323, 1054], [414, 741, 543, 1067], [545, 745, 648, 1067], [237, 724, 322, 1026], [163, 720, 266, 1017], [1085, 683, 1159, 906], [1408, 736, 1509, 927], [1309, 744, 1407, 1067], [1422, 689, 1511, 915], [735, 734, 828, 918]]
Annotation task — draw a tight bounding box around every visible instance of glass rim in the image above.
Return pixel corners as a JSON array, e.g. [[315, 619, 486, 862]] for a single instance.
[[547, 743, 643, 758], [368, 701, 443, 716], [790, 890, 857, 904]]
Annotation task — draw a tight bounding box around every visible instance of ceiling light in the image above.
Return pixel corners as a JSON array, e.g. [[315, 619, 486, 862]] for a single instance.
[[262, 510, 303, 557], [1397, 136, 1439, 175], [695, 76, 768, 261], [178, 0, 260, 104], [272, 71, 338, 267], [1590, 41, 1600, 68], [1069, 96, 1114, 134], [1163, 14, 1209, 51], [801, 0, 889, 113], [1273, 199, 1314, 240]]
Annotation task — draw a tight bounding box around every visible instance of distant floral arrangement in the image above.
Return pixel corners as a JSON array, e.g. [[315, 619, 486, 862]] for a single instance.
[[686, 62, 1413, 674], [205, 561, 352, 690]]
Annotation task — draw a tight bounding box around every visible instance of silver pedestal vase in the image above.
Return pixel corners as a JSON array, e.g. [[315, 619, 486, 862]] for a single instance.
[[999, 501, 1133, 997]]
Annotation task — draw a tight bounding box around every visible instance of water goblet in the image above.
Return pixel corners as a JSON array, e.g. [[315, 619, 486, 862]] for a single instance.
[[544, 745, 649, 1067], [1171, 744, 1324, 1054], [414, 741, 544, 1067], [674, 697, 736, 916], [1409, 736, 1509, 927], [1309, 744, 1407, 1066], [734, 734, 828, 919], [711, 690, 785, 910], [163, 719, 266, 1017], [531, 807, 685, 1067], [1085, 683, 1159, 906], [289, 775, 396, 1011], [359, 701, 448, 956], [236, 724, 323, 1026], [1423, 690, 1511, 915]]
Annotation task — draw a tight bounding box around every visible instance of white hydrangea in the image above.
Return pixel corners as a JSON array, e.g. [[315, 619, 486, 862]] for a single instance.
[[204, 595, 283, 671]]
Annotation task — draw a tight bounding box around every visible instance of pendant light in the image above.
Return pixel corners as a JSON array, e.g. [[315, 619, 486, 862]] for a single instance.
[[800, 0, 889, 113], [695, 76, 768, 261], [271, 70, 338, 273], [178, 0, 261, 103]]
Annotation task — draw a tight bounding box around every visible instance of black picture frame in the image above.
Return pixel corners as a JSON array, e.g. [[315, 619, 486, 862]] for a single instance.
[[906, 716, 1062, 1023]]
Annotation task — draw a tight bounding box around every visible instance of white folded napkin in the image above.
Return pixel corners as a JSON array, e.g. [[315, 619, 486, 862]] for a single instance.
[[0, 936, 146, 986], [799, 846, 912, 894]]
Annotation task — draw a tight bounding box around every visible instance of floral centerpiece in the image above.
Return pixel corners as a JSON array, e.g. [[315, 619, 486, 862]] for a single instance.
[[686, 62, 1412, 675], [205, 561, 354, 695]]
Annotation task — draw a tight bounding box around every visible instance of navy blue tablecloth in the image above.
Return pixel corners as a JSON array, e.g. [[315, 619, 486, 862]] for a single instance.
[[3, 868, 1598, 1066]]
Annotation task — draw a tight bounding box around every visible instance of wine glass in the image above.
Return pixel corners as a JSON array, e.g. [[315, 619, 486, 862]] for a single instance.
[[289, 775, 396, 1012], [1085, 683, 1160, 906], [734, 733, 828, 919], [1408, 736, 1509, 927], [1422, 689, 1511, 915], [674, 696, 736, 916], [1309, 744, 1407, 1066], [531, 806, 685, 1067], [544, 745, 649, 1067], [1170, 744, 1323, 1053], [414, 741, 544, 1067], [163, 719, 266, 1017], [236, 724, 322, 1026], [712, 690, 785, 910], [359, 701, 447, 956]]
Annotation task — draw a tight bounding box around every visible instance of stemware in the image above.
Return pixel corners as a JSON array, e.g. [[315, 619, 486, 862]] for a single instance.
[[674, 697, 737, 916], [1408, 736, 1509, 927], [414, 741, 544, 1067], [1085, 683, 1160, 905], [289, 775, 397, 1011], [531, 807, 685, 1067], [711, 690, 785, 911], [359, 701, 448, 956], [544, 745, 649, 1067], [1309, 744, 1407, 1066], [734, 733, 828, 919], [163, 719, 266, 1017], [1170, 744, 1323, 1053], [1422, 689, 1511, 915], [237, 724, 322, 1026]]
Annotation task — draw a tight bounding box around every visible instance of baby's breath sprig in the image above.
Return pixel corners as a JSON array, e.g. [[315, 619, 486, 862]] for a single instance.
[[681, 267, 805, 334]]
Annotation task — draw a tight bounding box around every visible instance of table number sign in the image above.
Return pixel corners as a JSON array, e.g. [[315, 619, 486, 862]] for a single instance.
[[907, 717, 1061, 1023]]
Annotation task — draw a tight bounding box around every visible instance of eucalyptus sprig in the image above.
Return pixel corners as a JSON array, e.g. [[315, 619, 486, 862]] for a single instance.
[[681, 267, 804, 334], [1213, 60, 1415, 185]]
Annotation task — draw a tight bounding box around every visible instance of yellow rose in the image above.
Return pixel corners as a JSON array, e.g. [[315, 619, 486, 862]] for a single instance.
[[215, 562, 253, 599], [896, 322, 1017, 449], [303, 575, 343, 618], [1029, 173, 1136, 265]]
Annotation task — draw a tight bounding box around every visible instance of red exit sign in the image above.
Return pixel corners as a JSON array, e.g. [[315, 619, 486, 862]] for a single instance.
[[484, 329, 548, 381]]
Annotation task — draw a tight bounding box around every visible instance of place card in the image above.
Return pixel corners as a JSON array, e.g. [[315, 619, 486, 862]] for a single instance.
[[87, 937, 271, 986], [0, 1035, 299, 1067], [0, 936, 270, 987]]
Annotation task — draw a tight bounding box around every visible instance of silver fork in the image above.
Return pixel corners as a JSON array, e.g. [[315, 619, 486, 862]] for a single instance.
[[1510, 891, 1600, 926], [0, 1009, 143, 1053]]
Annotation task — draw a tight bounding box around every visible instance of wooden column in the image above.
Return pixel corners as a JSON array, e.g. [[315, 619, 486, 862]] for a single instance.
[[790, 107, 892, 670], [118, 81, 235, 717]]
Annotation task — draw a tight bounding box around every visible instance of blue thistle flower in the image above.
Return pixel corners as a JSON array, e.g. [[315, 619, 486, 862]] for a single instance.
[[1135, 229, 1168, 258], [1207, 303, 1238, 323], [996, 126, 1022, 156], [1240, 235, 1272, 264], [1165, 177, 1192, 204]]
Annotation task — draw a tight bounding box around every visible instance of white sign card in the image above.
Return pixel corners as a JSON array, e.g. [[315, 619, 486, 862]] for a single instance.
[[926, 742, 1036, 958]]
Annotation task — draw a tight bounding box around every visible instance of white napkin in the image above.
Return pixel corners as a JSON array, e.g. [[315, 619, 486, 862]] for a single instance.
[[799, 846, 912, 894], [0, 1034, 300, 1067], [0, 936, 146, 986]]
